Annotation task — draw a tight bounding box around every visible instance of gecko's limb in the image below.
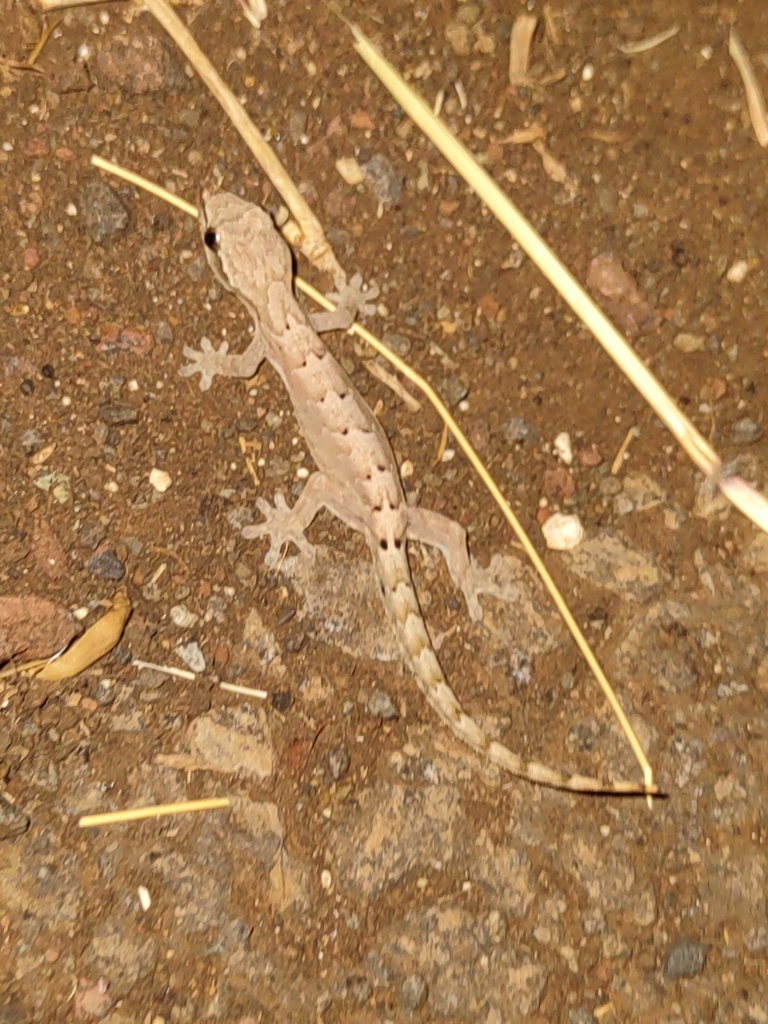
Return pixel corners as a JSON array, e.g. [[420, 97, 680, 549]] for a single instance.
[[180, 336, 266, 391], [309, 274, 380, 334], [242, 472, 368, 567], [405, 507, 520, 621]]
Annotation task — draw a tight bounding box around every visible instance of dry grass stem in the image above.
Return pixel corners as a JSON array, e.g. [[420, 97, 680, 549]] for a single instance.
[[79, 798, 231, 828], [93, 155, 198, 217], [35, 0, 103, 9], [435, 421, 450, 465], [140, 0, 345, 277], [616, 25, 679, 56], [348, 23, 768, 543], [220, 681, 268, 699], [363, 359, 422, 412], [611, 426, 640, 475], [729, 31, 768, 148], [28, 14, 64, 63], [132, 659, 196, 681], [94, 160, 656, 793], [509, 14, 538, 86]]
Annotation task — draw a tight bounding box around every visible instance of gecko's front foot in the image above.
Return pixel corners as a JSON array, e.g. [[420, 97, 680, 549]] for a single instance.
[[180, 337, 231, 392], [242, 493, 317, 567], [327, 273, 380, 319]]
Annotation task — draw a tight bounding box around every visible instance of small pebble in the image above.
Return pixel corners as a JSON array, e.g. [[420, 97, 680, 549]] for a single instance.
[[99, 402, 140, 426], [501, 417, 540, 445], [153, 319, 174, 345], [731, 418, 763, 446], [170, 604, 199, 629], [400, 974, 428, 1011], [663, 937, 708, 978], [271, 690, 293, 713], [149, 468, 172, 493], [81, 179, 128, 243], [86, 550, 126, 581], [438, 374, 469, 406], [553, 431, 573, 465], [176, 641, 206, 674], [362, 153, 403, 206], [726, 259, 750, 283], [0, 793, 30, 841], [20, 428, 45, 453], [367, 690, 399, 720], [382, 332, 411, 357], [138, 885, 151, 910], [328, 744, 351, 780], [541, 512, 585, 551], [95, 678, 116, 706], [673, 332, 705, 354], [336, 156, 365, 186]]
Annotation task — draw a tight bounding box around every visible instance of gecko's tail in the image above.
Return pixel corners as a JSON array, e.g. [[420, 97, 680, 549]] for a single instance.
[[375, 545, 658, 797]]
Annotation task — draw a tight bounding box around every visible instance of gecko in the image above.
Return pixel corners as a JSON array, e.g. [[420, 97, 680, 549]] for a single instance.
[[181, 191, 656, 796]]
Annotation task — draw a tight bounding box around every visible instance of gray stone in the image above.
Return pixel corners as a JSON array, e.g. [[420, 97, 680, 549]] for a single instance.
[[82, 180, 129, 243], [400, 973, 428, 1010], [501, 417, 540, 445], [731, 418, 764, 446], [367, 690, 399, 720], [0, 794, 30, 841], [663, 937, 708, 978], [328, 744, 351, 780]]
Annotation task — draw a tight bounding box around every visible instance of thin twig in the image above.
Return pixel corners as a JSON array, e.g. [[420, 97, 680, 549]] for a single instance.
[[142, 0, 344, 278], [729, 30, 768, 148], [363, 358, 422, 412], [616, 25, 679, 56], [79, 797, 230, 828], [220, 681, 268, 699]]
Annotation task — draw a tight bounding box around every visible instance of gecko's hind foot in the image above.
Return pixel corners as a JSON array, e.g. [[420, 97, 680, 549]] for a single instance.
[[180, 337, 231, 392], [461, 554, 521, 622], [242, 493, 317, 567]]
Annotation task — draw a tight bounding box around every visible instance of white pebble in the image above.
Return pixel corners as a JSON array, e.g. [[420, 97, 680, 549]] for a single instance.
[[149, 468, 172, 493], [177, 641, 206, 674], [400, 459, 414, 479], [170, 604, 199, 629], [726, 259, 750, 283], [458, 400, 470, 413], [77, 42, 91, 62], [541, 512, 584, 551], [296, 466, 310, 479], [320, 869, 333, 890], [581, 63, 594, 82], [128, 379, 139, 392], [335, 156, 365, 186], [99, 10, 109, 24], [700, 45, 713, 60], [61, 395, 72, 407], [138, 886, 151, 911], [65, 203, 78, 217], [441, 448, 455, 462], [553, 431, 573, 465]]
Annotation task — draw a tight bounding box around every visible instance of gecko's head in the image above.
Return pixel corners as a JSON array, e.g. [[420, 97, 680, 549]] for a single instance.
[[199, 191, 292, 299]]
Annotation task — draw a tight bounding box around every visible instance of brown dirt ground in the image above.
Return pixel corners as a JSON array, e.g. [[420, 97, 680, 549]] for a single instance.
[[1, 0, 768, 1021]]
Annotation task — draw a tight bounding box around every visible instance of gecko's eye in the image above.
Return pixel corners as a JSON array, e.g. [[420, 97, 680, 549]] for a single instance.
[[204, 229, 219, 251]]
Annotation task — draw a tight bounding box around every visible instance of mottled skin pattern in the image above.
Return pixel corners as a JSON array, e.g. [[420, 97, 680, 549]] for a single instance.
[[181, 192, 656, 796]]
